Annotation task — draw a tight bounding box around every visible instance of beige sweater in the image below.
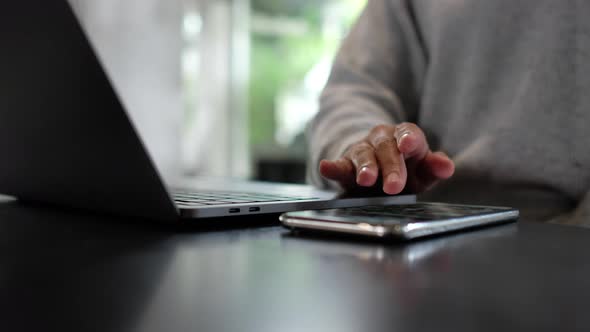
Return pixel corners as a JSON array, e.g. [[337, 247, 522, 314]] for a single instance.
[[308, 0, 590, 224]]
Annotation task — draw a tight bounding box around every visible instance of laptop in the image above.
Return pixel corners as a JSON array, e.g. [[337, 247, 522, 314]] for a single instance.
[[0, 1, 415, 221]]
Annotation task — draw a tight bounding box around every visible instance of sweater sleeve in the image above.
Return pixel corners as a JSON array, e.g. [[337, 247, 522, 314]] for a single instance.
[[306, 0, 428, 189]]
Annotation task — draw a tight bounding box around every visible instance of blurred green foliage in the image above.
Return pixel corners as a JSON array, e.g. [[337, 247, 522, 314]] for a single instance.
[[252, 0, 323, 20], [248, 0, 365, 149]]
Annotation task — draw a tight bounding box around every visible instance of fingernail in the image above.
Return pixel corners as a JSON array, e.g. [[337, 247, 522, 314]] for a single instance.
[[358, 166, 372, 179], [357, 167, 376, 187], [398, 132, 410, 144], [387, 173, 399, 184]]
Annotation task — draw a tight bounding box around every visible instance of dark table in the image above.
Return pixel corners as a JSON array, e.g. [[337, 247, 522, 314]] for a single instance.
[[1, 199, 589, 332]]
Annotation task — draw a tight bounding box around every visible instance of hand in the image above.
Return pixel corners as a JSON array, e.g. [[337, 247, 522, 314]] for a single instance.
[[319, 123, 455, 194]]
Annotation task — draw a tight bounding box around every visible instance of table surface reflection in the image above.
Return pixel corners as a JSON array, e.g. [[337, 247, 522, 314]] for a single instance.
[[0, 200, 589, 332]]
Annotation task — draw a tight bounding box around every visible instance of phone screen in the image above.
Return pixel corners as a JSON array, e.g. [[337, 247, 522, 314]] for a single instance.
[[316, 203, 512, 223]]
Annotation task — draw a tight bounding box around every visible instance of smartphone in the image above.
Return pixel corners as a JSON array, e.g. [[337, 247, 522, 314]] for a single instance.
[[280, 202, 519, 240]]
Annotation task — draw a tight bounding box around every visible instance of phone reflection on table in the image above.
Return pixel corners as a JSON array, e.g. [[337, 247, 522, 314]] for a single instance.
[[280, 223, 517, 308]]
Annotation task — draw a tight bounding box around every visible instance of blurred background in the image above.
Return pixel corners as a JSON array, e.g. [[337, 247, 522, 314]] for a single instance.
[[69, 0, 365, 184]]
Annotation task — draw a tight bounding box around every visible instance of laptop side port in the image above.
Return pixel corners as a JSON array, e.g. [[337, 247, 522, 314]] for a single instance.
[[249, 207, 260, 212], [229, 208, 241, 213]]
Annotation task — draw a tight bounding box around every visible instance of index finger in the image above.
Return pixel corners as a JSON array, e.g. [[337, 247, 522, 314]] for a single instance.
[[368, 125, 407, 195]]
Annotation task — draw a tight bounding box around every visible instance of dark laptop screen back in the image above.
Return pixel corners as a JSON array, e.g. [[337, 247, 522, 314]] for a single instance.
[[0, 1, 177, 220]]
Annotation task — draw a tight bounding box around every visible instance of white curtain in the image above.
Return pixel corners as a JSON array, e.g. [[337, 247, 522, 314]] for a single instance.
[[182, 0, 251, 179]]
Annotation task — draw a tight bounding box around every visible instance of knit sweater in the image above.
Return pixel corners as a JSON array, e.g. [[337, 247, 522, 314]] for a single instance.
[[308, 0, 590, 224]]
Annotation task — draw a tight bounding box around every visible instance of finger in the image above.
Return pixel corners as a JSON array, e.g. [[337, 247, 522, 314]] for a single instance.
[[368, 126, 407, 194], [319, 159, 356, 189], [423, 151, 455, 179], [347, 142, 379, 187], [408, 151, 455, 192], [394, 122, 430, 160]]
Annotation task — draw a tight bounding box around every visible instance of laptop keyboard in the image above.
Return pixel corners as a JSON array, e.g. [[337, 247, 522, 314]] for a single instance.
[[172, 189, 319, 207]]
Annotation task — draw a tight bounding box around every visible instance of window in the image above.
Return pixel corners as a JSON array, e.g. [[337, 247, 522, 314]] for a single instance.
[[248, 0, 366, 182], [71, 0, 365, 183]]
